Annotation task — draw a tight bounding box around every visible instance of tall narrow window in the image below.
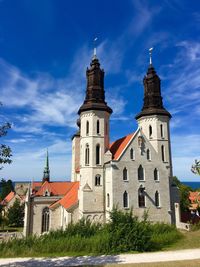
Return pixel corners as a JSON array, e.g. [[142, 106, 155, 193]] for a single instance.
[[105, 122, 108, 135], [149, 125, 152, 138], [160, 124, 164, 138], [97, 120, 100, 134], [123, 167, 128, 181], [123, 191, 128, 208], [96, 144, 100, 165], [154, 168, 159, 181], [95, 174, 101, 186], [138, 191, 145, 207], [147, 149, 151, 160], [161, 145, 165, 162], [138, 165, 144, 180], [85, 144, 89, 165], [155, 191, 160, 207], [86, 121, 89, 135], [41, 207, 50, 233], [130, 148, 135, 160], [107, 193, 110, 207]]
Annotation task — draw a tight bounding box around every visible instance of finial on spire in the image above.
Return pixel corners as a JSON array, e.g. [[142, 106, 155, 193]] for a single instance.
[[93, 37, 98, 59], [149, 47, 154, 65]]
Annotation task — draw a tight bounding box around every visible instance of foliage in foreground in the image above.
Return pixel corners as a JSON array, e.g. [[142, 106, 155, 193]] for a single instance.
[[0, 209, 182, 257]]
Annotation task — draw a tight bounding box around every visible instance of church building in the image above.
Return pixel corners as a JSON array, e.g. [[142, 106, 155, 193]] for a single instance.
[[24, 50, 179, 236]]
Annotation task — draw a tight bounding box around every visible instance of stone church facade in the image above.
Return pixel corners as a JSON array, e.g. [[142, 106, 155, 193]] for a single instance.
[[24, 53, 179, 236]]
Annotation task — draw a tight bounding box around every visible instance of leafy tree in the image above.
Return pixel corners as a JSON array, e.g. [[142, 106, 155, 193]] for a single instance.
[[0, 103, 12, 170], [0, 178, 14, 200], [172, 176, 192, 212], [7, 199, 24, 227]]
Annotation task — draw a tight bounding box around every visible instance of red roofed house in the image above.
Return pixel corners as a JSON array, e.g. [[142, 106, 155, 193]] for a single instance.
[[24, 52, 179, 236], [1, 191, 24, 216], [189, 191, 200, 211]]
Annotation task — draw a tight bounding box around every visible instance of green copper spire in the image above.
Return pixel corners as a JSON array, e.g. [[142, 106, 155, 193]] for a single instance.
[[43, 149, 50, 183]]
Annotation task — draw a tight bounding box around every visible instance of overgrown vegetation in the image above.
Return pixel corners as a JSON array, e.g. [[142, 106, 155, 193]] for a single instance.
[[7, 199, 24, 227], [0, 209, 182, 257]]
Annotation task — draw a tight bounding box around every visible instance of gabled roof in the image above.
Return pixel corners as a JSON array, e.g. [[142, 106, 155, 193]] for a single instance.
[[110, 133, 134, 160], [50, 182, 79, 210], [33, 181, 75, 197], [1, 191, 15, 205]]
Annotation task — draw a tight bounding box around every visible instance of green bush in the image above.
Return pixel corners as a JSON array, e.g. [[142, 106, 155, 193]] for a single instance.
[[0, 209, 182, 257]]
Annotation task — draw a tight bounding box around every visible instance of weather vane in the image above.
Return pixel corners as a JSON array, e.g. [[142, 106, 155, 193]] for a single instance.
[[93, 37, 98, 59], [149, 47, 153, 65]]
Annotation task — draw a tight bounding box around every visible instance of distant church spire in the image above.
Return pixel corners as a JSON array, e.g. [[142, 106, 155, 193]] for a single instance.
[[135, 49, 171, 120], [78, 42, 112, 115], [43, 149, 50, 183]]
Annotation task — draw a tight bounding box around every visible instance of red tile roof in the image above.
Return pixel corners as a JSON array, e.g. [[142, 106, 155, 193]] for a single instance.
[[1, 191, 15, 205], [50, 182, 79, 210], [33, 181, 75, 196], [110, 133, 134, 160], [189, 191, 200, 202]]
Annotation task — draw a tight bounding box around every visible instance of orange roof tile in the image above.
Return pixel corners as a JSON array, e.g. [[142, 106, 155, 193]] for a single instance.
[[1, 191, 15, 205], [50, 182, 79, 210], [34, 181, 75, 196], [110, 133, 134, 160], [189, 191, 200, 203]]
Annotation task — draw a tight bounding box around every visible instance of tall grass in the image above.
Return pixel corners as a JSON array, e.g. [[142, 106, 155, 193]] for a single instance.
[[0, 209, 182, 257]]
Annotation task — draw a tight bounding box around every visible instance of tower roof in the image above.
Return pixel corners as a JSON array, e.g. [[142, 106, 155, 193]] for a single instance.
[[78, 57, 112, 115], [135, 63, 171, 120], [43, 149, 50, 183]]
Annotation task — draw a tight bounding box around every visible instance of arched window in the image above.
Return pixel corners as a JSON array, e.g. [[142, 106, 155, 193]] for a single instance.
[[41, 207, 50, 233], [161, 145, 165, 162], [97, 120, 100, 134], [86, 121, 89, 135], [138, 190, 145, 207], [96, 144, 100, 165], [107, 193, 110, 207], [149, 125, 152, 138], [123, 167, 128, 181], [154, 168, 159, 181], [147, 149, 151, 160], [123, 191, 128, 208], [95, 174, 101, 186], [130, 148, 135, 160], [138, 165, 144, 180], [155, 191, 160, 207], [85, 144, 89, 165], [160, 124, 164, 138]]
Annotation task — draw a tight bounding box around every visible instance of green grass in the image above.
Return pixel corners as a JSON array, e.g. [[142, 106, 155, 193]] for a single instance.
[[107, 259, 200, 267], [164, 229, 200, 250], [0, 226, 23, 232]]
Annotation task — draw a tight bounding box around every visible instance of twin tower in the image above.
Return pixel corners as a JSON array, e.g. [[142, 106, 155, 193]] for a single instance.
[[71, 53, 176, 224]]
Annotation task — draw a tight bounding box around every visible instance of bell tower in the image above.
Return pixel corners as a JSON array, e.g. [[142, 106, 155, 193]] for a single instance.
[[78, 49, 112, 222]]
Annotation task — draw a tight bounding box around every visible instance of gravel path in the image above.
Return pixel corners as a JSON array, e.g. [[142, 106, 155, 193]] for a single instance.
[[0, 249, 200, 266]]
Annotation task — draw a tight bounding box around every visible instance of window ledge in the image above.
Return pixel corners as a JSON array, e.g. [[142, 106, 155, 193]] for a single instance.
[[123, 180, 129, 182], [138, 180, 145, 182], [156, 206, 161, 209], [154, 180, 160, 183], [139, 206, 146, 208], [124, 207, 130, 210]]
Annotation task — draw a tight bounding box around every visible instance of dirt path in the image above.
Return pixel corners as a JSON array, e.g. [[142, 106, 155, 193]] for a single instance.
[[0, 249, 200, 266]]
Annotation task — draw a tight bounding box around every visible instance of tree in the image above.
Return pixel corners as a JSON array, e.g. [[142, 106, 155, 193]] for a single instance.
[[0, 178, 14, 200], [0, 103, 12, 170], [172, 176, 192, 212], [7, 199, 24, 227]]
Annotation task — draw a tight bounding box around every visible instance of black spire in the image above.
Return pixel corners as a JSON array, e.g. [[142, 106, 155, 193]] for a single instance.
[[42, 150, 50, 183], [78, 57, 112, 115], [135, 64, 171, 120]]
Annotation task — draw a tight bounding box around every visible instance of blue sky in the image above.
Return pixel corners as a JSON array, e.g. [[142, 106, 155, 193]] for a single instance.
[[0, 0, 200, 181]]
